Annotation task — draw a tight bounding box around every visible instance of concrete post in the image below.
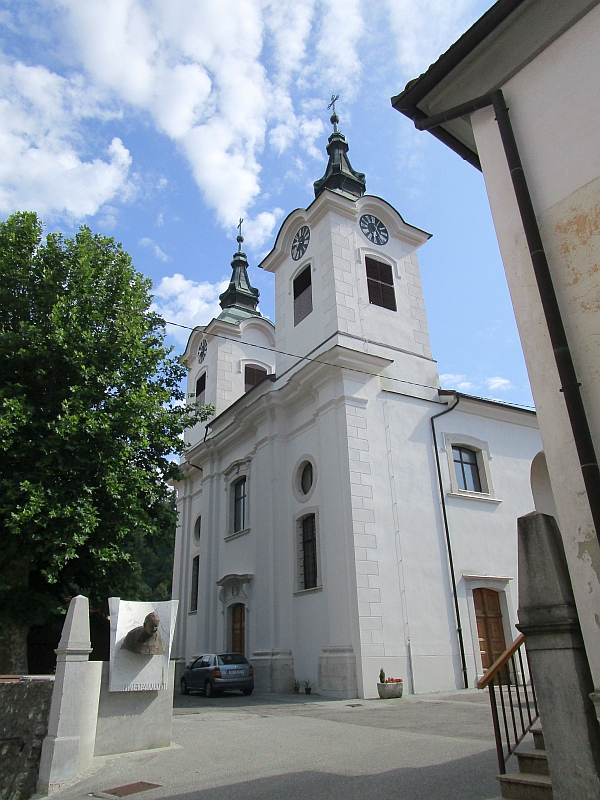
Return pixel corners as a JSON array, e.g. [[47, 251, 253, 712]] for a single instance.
[[37, 596, 93, 795], [517, 512, 600, 800]]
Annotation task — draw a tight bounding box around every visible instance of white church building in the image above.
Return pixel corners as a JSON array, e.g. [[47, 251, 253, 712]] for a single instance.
[[171, 112, 543, 699]]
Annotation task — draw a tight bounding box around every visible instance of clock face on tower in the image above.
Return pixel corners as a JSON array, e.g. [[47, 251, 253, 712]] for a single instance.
[[291, 225, 310, 261], [360, 214, 389, 246], [197, 339, 207, 364]]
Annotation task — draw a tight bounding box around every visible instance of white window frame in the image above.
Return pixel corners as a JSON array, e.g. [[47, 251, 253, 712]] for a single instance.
[[442, 432, 500, 503], [293, 507, 322, 595]]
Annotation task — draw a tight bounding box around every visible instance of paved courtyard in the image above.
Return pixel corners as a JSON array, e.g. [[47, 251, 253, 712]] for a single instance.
[[52, 689, 509, 800]]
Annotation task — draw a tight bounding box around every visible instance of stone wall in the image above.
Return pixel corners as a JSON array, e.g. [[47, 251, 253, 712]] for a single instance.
[[0, 679, 54, 800]]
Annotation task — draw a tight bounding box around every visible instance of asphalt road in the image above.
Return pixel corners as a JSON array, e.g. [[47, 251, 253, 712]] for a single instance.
[[50, 689, 508, 800]]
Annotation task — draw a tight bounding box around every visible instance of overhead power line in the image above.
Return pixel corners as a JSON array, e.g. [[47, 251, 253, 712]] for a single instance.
[[162, 319, 536, 411]]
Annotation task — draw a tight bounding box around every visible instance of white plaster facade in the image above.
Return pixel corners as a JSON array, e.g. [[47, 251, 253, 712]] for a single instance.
[[172, 165, 542, 698], [391, 0, 600, 696]]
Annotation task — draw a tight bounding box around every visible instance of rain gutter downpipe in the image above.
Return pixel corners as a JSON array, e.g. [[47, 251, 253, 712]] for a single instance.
[[430, 392, 469, 690], [414, 88, 600, 541]]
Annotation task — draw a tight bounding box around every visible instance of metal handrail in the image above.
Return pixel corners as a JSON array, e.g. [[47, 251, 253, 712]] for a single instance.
[[477, 634, 525, 689], [477, 634, 539, 774]]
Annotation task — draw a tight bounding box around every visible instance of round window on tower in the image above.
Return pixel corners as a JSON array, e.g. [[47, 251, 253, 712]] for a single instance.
[[300, 462, 313, 495], [294, 458, 316, 502]]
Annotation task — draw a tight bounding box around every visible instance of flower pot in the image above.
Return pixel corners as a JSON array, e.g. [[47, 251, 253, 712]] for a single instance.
[[377, 682, 403, 699], [293, 686, 300, 693], [305, 687, 312, 694]]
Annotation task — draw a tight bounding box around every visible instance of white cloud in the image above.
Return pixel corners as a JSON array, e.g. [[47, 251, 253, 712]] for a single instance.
[[0, 60, 132, 219], [383, 0, 480, 78], [139, 237, 170, 262], [0, 0, 485, 240], [486, 377, 515, 392], [49, 0, 366, 244], [315, 0, 364, 98], [152, 273, 230, 344], [243, 209, 285, 249], [439, 373, 474, 392]]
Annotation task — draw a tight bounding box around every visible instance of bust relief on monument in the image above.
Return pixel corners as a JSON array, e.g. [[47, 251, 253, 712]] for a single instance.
[[121, 612, 166, 655]]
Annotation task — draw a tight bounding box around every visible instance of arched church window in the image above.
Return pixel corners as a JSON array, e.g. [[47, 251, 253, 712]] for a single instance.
[[233, 477, 247, 532], [365, 256, 397, 311], [196, 373, 206, 406], [245, 364, 268, 393], [293, 265, 313, 326], [193, 515, 201, 544], [299, 514, 318, 590], [190, 555, 199, 612]]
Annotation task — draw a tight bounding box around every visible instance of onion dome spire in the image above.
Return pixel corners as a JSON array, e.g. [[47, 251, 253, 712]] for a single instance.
[[218, 219, 261, 322], [313, 95, 366, 199]]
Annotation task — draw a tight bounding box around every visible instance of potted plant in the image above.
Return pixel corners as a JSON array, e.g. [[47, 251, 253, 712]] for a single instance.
[[292, 678, 301, 694], [304, 680, 312, 695], [377, 672, 403, 699]]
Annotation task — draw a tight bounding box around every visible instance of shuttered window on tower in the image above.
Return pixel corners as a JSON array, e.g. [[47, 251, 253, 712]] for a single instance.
[[245, 364, 268, 392], [293, 265, 313, 326], [195, 372, 206, 406], [365, 256, 397, 311]]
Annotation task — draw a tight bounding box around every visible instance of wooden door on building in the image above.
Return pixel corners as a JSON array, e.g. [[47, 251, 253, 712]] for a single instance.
[[230, 603, 245, 655], [473, 588, 507, 670]]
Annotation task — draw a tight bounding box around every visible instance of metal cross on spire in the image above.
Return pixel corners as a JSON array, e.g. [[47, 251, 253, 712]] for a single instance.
[[328, 94, 340, 132], [237, 217, 244, 251]]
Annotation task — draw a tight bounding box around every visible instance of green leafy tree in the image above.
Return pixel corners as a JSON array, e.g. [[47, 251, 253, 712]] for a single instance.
[[0, 212, 211, 671]]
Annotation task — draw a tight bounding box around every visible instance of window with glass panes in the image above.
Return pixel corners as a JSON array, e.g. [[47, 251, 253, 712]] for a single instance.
[[365, 257, 397, 311], [299, 514, 317, 590], [233, 477, 247, 532], [452, 446, 482, 492]]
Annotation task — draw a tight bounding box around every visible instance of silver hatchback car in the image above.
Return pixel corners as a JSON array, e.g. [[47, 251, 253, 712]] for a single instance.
[[181, 652, 254, 697]]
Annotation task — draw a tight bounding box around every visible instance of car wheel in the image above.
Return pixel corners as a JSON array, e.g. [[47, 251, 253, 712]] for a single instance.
[[243, 689, 253, 696], [205, 680, 214, 698], [181, 678, 190, 696]]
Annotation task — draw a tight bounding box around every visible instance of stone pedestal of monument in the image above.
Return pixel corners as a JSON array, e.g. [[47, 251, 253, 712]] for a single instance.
[[94, 661, 175, 756]]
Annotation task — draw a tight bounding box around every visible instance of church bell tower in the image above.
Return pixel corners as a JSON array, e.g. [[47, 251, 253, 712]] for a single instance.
[[259, 101, 438, 392]]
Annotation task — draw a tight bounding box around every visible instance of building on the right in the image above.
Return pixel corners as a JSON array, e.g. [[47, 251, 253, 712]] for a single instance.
[[392, 0, 600, 711]]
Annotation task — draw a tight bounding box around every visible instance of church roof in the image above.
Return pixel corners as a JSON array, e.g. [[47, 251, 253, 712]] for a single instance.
[[313, 109, 366, 200], [218, 233, 262, 322]]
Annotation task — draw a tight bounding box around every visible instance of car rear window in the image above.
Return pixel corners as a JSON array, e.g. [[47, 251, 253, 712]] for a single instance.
[[217, 653, 248, 665]]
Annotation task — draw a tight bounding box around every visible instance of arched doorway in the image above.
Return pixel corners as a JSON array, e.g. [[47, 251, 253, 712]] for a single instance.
[[230, 603, 245, 655], [473, 588, 507, 670]]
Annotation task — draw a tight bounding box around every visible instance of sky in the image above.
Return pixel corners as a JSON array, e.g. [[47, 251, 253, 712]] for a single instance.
[[0, 0, 534, 408]]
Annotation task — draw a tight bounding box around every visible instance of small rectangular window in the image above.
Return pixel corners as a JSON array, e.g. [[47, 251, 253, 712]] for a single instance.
[[196, 373, 206, 406], [233, 477, 247, 532], [300, 514, 317, 590], [452, 446, 482, 493], [245, 364, 268, 392], [190, 555, 199, 612], [293, 265, 313, 326], [366, 256, 397, 311]]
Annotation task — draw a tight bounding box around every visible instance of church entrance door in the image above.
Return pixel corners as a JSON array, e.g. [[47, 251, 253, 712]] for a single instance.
[[473, 588, 507, 671], [230, 603, 245, 655]]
